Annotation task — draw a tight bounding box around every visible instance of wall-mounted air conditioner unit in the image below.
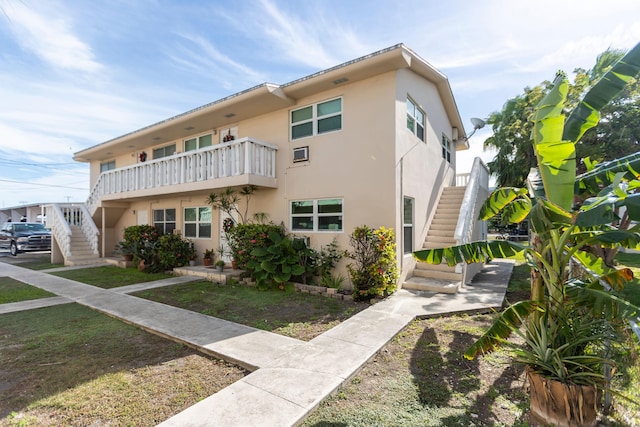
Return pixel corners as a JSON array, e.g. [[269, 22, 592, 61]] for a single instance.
[[293, 146, 309, 163]]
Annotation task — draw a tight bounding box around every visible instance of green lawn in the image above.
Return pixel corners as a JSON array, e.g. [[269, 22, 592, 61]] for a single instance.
[[0, 304, 245, 426], [0, 277, 55, 304], [50, 266, 172, 289], [133, 281, 368, 341]]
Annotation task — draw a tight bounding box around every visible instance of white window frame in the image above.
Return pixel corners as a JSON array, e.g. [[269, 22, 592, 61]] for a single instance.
[[183, 207, 212, 239], [406, 97, 425, 141], [290, 198, 343, 232], [441, 134, 452, 163], [153, 208, 176, 235], [100, 160, 115, 172], [184, 133, 213, 152], [290, 97, 342, 140], [403, 197, 414, 255], [153, 144, 176, 159]]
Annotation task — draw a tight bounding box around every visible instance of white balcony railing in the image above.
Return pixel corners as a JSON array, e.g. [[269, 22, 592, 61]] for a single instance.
[[454, 157, 490, 284], [87, 137, 278, 214]]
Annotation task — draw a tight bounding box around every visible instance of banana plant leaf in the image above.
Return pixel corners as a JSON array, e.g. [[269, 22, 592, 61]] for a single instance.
[[575, 153, 640, 194], [527, 199, 573, 235], [464, 300, 542, 360], [478, 187, 530, 222], [413, 240, 526, 266], [531, 74, 575, 211], [565, 279, 640, 321], [571, 249, 635, 291]]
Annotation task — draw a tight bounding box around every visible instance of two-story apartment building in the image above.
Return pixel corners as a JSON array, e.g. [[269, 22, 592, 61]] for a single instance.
[[66, 44, 487, 290]]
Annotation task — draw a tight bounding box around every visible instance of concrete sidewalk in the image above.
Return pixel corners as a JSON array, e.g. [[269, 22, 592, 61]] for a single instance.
[[0, 259, 514, 426]]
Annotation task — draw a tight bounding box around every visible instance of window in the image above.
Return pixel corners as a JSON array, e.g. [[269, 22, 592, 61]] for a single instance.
[[291, 98, 342, 140], [185, 134, 213, 152], [441, 134, 452, 163], [291, 198, 343, 232], [153, 144, 176, 159], [100, 160, 115, 172], [183, 207, 212, 239], [153, 209, 176, 235], [403, 197, 414, 254], [406, 97, 425, 141]]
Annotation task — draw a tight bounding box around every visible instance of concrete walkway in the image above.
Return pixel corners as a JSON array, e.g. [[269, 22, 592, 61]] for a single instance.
[[0, 259, 514, 426]]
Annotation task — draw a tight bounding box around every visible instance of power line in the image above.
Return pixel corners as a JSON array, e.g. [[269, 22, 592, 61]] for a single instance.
[[0, 178, 86, 190]]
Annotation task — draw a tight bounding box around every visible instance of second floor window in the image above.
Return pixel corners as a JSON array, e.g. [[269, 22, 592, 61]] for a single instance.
[[441, 135, 452, 163], [407, 97, 425, 141], [185, 134, 213, 152], [291, 98, 342, 140], [153, 144, 176, 160], [100, 160, 115, 172]]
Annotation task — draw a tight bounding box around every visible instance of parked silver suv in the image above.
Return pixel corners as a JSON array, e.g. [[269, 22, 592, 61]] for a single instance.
[[0, 222, 52, 256]]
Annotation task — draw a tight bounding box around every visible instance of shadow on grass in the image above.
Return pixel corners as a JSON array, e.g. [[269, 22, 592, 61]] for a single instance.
[[410, 316, 528, 425], [0, 303, 246, 423]]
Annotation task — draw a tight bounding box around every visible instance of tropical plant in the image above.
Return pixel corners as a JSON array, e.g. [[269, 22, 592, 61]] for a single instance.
[[206, 185, 258, 226], [203, 248, 215, 261], [225, 222, 283, 269], [414, 42, 640, 425], [347, 225, 398, 301], [246, 230, 305, 290]]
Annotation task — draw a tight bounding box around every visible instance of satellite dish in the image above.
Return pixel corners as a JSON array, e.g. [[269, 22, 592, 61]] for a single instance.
[[470, 117, 486, 130], [465, 117, 487, 140]]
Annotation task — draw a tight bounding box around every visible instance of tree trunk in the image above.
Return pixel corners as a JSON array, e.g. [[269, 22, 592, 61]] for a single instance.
[[528, 370, 599, 427]]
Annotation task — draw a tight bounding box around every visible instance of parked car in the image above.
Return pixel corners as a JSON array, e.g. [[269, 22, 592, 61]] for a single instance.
[[0, 222, 52, 256]]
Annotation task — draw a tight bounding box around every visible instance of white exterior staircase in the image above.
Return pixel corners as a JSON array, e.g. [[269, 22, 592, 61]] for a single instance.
[[65, 225, 102, 266], [403, 158, 490, 294], [404, 186, 465, 294]]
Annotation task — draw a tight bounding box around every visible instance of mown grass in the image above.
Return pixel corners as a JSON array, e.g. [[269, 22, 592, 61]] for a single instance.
[[2, 257, 63, 271], [0, 303, 245, 426], [134, 280, 368, 341], [50, 266, 172, 289], [0, 277, 55, 304]]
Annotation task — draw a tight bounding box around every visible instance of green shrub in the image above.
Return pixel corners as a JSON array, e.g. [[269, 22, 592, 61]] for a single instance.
[[347, 225, 398, 301], [225, 223, 284, 269], [119, 225, 194, 273], [247, 231, 305, 290]]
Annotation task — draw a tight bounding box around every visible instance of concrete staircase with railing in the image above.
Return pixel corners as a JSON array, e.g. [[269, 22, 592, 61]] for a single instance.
[[404, 186, 465, 294], [65, 225, 102, 266]]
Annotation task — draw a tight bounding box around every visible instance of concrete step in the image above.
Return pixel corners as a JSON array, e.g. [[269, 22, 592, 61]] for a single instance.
[[403, 276, 460, 294], [422, 241, 457, 249], [425, 235, 457, 244], [428, 228, 455, 237], [415, 262, 457, 273], [431, 217, 458, 225], [65, 255, 102, 266], [412, 268, 462, 281]]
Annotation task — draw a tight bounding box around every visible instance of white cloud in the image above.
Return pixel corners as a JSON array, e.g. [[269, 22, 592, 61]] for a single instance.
[[169, 33, 267, 89], [1, 0, 101, 73]]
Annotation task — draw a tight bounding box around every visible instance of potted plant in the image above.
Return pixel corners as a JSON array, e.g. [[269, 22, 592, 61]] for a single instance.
[[203, 248, 215, 267], [215, 259, 225, 272], [113, 241, 135, 261], [414, 43, 640, 426]]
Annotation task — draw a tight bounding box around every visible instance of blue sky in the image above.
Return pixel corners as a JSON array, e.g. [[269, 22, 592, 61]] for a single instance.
[[1, 0, 639, 207]]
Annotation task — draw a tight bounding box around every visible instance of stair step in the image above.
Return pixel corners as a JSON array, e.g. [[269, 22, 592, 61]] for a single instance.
[[428, 229, 454, 237], [415, 262, 457, 272], [425, 235, 457, 244], [422, 241, 457, 249], [403, 276, 460, 294], [412, 269, 462, 281]]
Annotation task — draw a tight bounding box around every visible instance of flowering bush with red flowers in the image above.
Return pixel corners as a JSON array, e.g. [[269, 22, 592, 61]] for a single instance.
[[347, 225, 398, 301], [224, 223, 283, 269]]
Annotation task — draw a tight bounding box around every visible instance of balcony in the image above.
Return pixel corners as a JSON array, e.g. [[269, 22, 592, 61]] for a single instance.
[[87, 137, 278, 214]]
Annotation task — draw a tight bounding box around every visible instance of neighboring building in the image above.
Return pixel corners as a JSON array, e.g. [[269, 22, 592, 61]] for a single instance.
[[61, 44, 488, 291]]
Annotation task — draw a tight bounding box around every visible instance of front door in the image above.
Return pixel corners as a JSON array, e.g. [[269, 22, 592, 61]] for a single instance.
[[219, 209, 238, 263]]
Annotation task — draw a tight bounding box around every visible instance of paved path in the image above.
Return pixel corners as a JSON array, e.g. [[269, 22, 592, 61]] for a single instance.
[[0, 259, 514, 426]]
